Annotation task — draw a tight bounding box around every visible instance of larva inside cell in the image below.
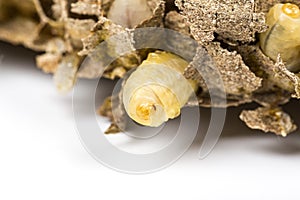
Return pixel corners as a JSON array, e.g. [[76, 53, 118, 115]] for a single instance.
[[107, 0, 152, 28], [122, 51, 198, 127], [259, 3, 300, 72]]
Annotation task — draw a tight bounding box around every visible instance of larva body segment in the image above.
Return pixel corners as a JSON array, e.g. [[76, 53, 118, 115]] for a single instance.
[[123, 52, 198, 127], [107, 0, 152, 28], [259, 3, 300, 72]]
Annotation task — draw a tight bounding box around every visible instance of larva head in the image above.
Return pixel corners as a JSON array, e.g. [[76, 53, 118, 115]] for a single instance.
[[123, 51, 197, 128], [259, 3, 300, 72], [127, 84, 181, 127], [282, 3, 300, 19]]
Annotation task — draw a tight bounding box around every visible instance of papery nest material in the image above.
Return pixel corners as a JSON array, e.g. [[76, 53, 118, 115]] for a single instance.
[[0, 0, 299, 136]]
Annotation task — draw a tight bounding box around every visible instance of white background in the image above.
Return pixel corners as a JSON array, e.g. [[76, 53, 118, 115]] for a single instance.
[[1, 42, 300, 200]]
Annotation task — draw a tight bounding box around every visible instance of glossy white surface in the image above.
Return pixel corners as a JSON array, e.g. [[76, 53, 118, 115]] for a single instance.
[[0, 42, 300, 200]]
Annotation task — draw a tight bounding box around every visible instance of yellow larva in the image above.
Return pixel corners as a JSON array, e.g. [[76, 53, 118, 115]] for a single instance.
[[123, 52, 198, 127], [259, 3, 300, 72]]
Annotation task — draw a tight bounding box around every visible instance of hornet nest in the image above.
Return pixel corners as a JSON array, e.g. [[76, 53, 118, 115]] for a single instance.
[[0, 0, 299, 136]]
